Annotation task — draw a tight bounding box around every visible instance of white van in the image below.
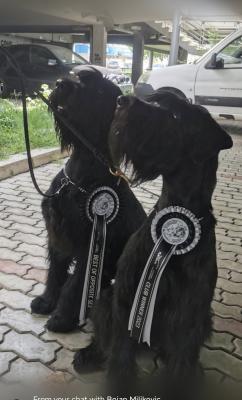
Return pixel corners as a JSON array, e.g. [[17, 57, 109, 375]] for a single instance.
[[135, 29, 242, 120]]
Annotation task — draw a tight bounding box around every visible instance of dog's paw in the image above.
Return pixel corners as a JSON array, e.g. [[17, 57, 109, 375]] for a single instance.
[[46, 314, 77, 333], [73, 343, 104, 374], [31, 296, 56, 315]]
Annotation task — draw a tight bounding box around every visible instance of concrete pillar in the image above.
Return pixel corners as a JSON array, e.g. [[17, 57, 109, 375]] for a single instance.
[[148, 50, 154, 70], [169, 10, 181, 66], [91, 24, 107, 66], [132, 32, 144, 85]]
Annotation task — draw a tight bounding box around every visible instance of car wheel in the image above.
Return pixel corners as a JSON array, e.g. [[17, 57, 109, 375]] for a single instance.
[[0, 79, 10, 99]]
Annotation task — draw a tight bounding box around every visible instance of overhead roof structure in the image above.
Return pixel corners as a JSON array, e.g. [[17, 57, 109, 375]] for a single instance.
[[0, 0, 241, 31]]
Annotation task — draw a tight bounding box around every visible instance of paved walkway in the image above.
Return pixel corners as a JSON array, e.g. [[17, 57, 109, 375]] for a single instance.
[[0, 132, 242, 393]]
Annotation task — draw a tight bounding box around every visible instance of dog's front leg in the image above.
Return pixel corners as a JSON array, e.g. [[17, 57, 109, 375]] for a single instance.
[[31, 247, 71, 315], [46, 259, 84, 332], [162, 346, 203, 400], [108, 298, 138, 383]]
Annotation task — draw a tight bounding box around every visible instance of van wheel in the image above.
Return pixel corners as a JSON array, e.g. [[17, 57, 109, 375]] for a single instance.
[[0, 79, 10, 99], [159, 87, 187, 100]]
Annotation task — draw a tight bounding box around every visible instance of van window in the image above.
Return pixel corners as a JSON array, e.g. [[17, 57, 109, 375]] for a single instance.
[[217, 36, 242, 68]]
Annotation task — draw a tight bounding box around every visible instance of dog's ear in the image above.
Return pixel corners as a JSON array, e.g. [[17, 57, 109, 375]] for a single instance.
[[77, 67, 103, 87], [188, 107, 233, 164]]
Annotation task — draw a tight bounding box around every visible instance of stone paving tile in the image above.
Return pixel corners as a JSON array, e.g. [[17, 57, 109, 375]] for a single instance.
[[9, 222, 43, 235], [234, 338, 242, 358], [24, 268, 47, 283], [41, 329, 92, 351], [19, 254, 48, 269], [214, 316, 242, 338], [0, 272, 36, 293], [0, 237, 20, 250], [0, 226, 15, 238], [231, 271, 242, 283], [220, 243, 242, 255], [13, 232, 46, 247], [5, 207, 35, 218], [28, 282, 45, 297], [16, 243, 46, 258], [200, 347, 242, 381], [0, 331, 61, 363], [219, 259, 242, 273], [0, 289, 32, 311], [1, 200, 29, 210], [0, 325, 10, 341], [0, 248, 25, 262], [217, 268, 230, 279], [206, 332, 235, 352], [1, 358, 52, 383], [51, 348, 76, 375], [0, 352, 16, 376], [222, 292, 242, 308], [0, 307, 47, 335], [214, 288, 222, 302], [216, 234, 241, 246], [204, 369, 224, 383], [217, 250, 237, 262], [0, 260, 30, 276], [217, 278, 242, 294], [237, 254, 242, 263], [212, 300, 242, 321], [5, 214, 39, 225]]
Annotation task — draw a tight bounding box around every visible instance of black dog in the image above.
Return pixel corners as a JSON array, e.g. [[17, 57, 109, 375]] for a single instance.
[[73, 92, 233, 397], [30, 68, 146, 333]]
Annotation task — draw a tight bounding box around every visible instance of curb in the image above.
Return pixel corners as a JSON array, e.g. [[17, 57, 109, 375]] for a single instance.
[[0, 147, 67, 181]]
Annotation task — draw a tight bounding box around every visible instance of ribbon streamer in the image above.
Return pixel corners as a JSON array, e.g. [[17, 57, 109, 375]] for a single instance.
[[129, 206, 201, 346], [128, 238, 177, 345], [79, 213, 107, 325]]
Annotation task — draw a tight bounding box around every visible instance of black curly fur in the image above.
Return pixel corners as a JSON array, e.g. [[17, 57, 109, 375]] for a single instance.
[[74, 92, 233, 398], [30, 69, 146, 333]]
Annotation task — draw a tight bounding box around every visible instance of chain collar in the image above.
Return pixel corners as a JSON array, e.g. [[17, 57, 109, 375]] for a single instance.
[[54, 165, 88, 196]]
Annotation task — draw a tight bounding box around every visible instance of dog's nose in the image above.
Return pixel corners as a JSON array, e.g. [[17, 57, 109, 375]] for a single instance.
[[117, 95, 131, 107]]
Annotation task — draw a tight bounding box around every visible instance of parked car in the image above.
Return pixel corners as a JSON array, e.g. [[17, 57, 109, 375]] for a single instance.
[[107, 59, 121, 70], [0, 43, 132, 97], [136, 29, 242, 120]]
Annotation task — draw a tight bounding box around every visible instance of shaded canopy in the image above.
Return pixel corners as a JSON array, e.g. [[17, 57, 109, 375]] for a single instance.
[[0, 0, 240, 29]]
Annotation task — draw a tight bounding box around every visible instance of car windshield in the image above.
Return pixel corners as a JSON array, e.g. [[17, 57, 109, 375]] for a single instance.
[[45, 45, 87, 65]]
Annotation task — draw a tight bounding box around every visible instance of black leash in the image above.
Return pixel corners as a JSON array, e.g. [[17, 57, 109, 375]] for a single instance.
[[0, 46, 129, 199], [0, 46, 53, 198]]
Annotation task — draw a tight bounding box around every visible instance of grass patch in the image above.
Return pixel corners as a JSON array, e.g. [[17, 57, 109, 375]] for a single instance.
[[0, 97, 58, 160]]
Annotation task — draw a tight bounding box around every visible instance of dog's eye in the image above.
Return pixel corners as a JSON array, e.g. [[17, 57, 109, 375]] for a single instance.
[[115, 130, 120, 136]]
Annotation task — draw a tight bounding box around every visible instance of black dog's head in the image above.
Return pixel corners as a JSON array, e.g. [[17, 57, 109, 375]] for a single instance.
[[109, 91, 233, 184], [50, 67, 122, 153]]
